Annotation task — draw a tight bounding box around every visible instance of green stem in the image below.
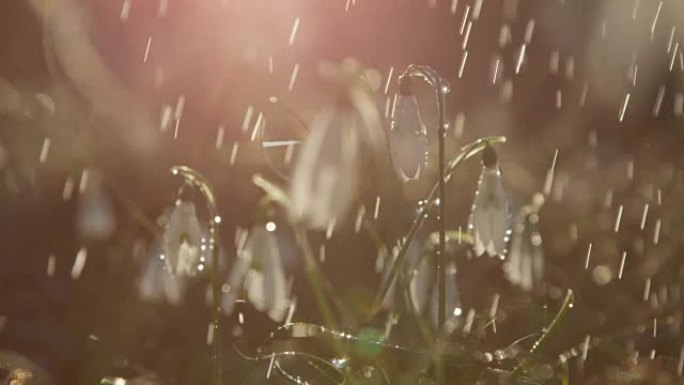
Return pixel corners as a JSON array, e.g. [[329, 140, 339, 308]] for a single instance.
[[368, 136, 506, 319], [170, 166, 223, 385], [512, 289, 575, 378], [296, 228, 339, 332]]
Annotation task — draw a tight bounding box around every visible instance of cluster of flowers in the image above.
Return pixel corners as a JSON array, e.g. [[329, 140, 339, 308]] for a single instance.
[[152, 61, 545, 324]]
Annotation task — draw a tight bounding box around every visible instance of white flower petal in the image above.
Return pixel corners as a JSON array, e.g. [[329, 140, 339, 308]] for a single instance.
[[389, 95, 428, 182], [226, 227, 289, 322], [139, 252, 187, 305], [163, 201, 203, 275], [504, 210, 544, 291], [469, 166, 510, 257], [289, 107, 360, 230]]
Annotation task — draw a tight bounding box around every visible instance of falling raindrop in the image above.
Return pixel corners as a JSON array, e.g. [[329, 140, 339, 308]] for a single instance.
[[70, 247, 87, 280], [288, 17, 300, 46], [39, 138, 50, 164], [288, 64, 300, 92], [618, 251, 627, 280]]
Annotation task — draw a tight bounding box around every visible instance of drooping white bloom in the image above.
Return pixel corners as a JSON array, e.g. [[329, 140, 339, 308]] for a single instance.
[[162, 200, 204, 276], [468, 146, 511, 257], [289, 106, 360, 230], [138, 250, 187, 305], [409, 256, 461, 327], [223, 226, 289, 322], [504, 195, 545, 292], [389, 93, 429, 182]]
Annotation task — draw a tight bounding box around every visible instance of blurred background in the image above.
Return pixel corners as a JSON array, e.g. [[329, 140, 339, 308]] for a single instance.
[[1, 0, 684, 383]]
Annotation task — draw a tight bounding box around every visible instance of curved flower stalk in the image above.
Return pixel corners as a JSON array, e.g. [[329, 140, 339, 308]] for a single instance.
[[162, 198, 205, 276], [168, 166, 223, 385], [289, 59, 384, 231], [223, 224, 290, 322], [369, 136, 506, 319], [76, 171, 116, 241], [388, 78, 429, 182], [468, 145, 511, 258], [504, 194, 545, 292]]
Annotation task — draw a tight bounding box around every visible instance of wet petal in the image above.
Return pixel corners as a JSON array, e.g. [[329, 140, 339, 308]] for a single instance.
[[389, 95, 429, 182], [289, 107, 360, 230], [505, 209, 544, 291], [469, 165, 510, 257], [163, 201, 203, 275]]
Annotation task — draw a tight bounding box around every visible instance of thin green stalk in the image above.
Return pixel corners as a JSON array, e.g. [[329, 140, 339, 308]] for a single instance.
[[296, 228, 339, 332], [170, 166, 223, 385], [512, 290, 575, 378], [252, 175, 342, 345]]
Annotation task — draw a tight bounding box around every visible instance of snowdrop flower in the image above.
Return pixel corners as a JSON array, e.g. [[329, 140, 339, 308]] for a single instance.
[[162, 199, 204, 276], [223, 225, 289, 322], [138, 249, 187, 305], [289, 102, 360, 230], [388, 77, 429, 182], [76, 174, 116, 241], [409, 256, 461, 328], [468, 145, 511, 258], [504, 194, 545, 292]]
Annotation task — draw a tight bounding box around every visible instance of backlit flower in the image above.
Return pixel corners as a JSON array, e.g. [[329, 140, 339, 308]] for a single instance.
[[162, 200, 204, 276], [389, 78, 429, 182], [138, 249, 188, 305], [223, 225, 289, 322], [409, 256, 461, 327], [289, 104, 360, 230], [468, 146, 511, 257], [504, 194, 545, 292]]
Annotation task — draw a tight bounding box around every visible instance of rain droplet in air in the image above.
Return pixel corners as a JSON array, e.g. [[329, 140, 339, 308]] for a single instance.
[[383, 67, 394, 95], [288, 17, 300, 46], [458, 51, 468, 78], [614, 205, 623, 232], [642, 279, 653, 303], [640, 204, 649, 230], [143, 37, 152, 63], [120, 0, 131, 20], [215, 126, 225, 150], [79, 169, 90, 195], [618, 251, 627, 279], [619, 93, 631, 122], [71, 247, 88, 280], [460, 6, 470, 35], [584, 243, 592, 270], [63, 177, 75, 201], [46, 254, 56, 277], [462, 21, 472, 49], [450, 0, 458, 15], [653, 218, 661, 244], [241, 105, 254, 132], [230, 142, 239, 166], [39, 137, 50, 163], [373, 196, 381, 220], [288, 64, 300, 92], [653, 86, 666, 117], [157, 0, 168, 17]]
